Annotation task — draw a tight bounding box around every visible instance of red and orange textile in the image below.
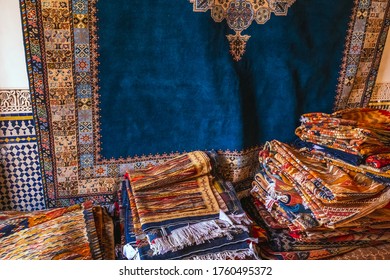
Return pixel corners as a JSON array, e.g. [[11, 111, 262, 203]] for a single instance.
[[366, 153, 390, 170], [0, 202, 114, 259], [295, 108, 390, 157]]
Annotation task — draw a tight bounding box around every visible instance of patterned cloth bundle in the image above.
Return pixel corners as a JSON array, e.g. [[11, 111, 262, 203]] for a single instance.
[[296, 108, 390, 156], [246, 140, 390, 260], [121, 151, 257, 260], [295, 108, 390, 176], [0, 202, 115, 260]]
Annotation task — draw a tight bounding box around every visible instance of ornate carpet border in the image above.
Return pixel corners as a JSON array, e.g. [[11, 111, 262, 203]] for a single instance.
[[334, 0, 390, 110]]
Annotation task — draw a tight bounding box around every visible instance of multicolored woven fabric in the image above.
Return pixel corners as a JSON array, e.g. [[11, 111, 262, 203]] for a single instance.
[[121, 182, 256, 260], [245, 139, 390, 260], [293, 138, 390, 182], [296, 108, 390, 157], [122, 151, 256, 260], [241, 196, 363, 260], [0, 202, 104, 260], [127, 152, 221, 231], [257, 140, 390, 228]]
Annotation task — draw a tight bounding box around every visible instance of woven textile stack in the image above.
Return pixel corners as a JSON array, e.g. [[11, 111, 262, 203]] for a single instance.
[[295, 108, 390, 176], [245, 108, 390, 259], [120, 151, 257, 260]]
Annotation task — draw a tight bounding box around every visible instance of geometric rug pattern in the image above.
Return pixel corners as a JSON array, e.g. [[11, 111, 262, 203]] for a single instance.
[[0, 89, 46, 211], [369, 83, 390, 110], [334, 0, 390, 110]]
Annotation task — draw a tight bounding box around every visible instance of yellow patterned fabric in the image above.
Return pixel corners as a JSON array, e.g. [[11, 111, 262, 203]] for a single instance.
[[129, 151, 212, 191], [0, 202, 105, 260], [128, 152, 220, 225], [131, 175, 220, 226]]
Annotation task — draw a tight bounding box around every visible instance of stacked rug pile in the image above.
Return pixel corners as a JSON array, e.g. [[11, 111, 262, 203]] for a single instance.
[[0, 202, 115, 259], [120, 151, 258, 260], [243, 108, 390, 259], [295, 108, 390, 179]]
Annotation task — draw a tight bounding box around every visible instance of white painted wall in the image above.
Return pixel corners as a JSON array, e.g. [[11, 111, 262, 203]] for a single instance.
[[377, 31, 390, 83], [0, 0, 29, 89]]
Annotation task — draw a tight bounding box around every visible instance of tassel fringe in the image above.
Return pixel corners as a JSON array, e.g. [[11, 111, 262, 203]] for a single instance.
[[186, 249, 259, 260], [150, 219, 249, 255]]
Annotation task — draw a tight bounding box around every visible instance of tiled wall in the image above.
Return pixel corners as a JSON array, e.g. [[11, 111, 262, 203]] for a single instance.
[[0, 89, 46, 210]]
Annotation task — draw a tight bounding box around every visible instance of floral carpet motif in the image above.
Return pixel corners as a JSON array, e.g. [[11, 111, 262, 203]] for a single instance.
[[190, 0, 296, 60]]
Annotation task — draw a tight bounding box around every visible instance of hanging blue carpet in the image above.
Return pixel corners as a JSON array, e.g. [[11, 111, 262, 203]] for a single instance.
[[19, 0, 390, 206]]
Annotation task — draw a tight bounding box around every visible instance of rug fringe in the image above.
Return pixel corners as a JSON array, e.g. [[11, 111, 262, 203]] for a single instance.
[[186, 249, 259, 260], [227, 212, 253, 227], [150, 219, 248, 255]]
